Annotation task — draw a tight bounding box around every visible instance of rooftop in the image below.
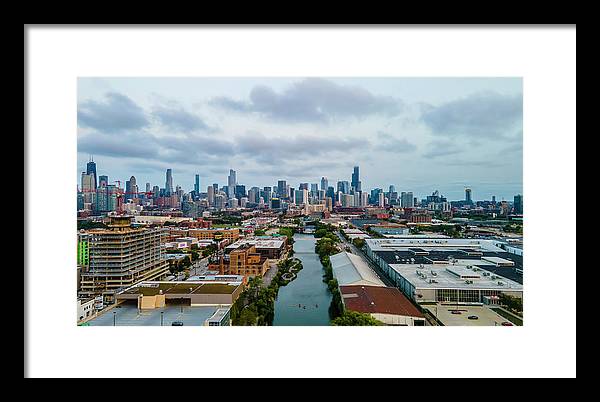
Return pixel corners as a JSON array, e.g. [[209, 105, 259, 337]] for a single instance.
[[388, 263, 523, 291], [340, 285, 424, 318], [422, 303, 512, 326], [86, 304, 226, 326], [120, 281, 241, 296], [330, 252, 385, 287]]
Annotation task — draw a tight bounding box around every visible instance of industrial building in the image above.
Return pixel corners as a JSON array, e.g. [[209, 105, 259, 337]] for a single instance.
[[116, 280, 243, 307], [330, 252, 385, 287], [339, 285, 425, 326], [364, 238, 523, 304]]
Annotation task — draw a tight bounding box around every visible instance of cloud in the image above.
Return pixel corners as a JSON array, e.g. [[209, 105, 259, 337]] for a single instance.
[[210, 78, 402, 123], [78, 92, 149, 133], [421, 91, 522, 139], [233, 131, 371, 165], [78, 129, 233, 167], [422, 140, 463, 158], [375, 131, 417, 153], [151, 105, 214, 132]]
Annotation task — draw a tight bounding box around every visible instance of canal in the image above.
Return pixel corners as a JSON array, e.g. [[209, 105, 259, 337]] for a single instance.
[[272, 233, 332, 326]]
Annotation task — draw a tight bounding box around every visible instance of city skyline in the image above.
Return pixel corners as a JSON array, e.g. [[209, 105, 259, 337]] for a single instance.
[[77, 77, 523, 201], [78, 160, 520, 203]]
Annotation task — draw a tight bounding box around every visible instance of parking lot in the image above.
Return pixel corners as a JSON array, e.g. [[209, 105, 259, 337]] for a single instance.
[[423, 304, 513, 326]]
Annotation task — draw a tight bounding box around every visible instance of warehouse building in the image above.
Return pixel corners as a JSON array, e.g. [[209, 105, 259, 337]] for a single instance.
[[330, 252, 385, 287], [364, 238, 523, 304], [340, 285, 426, 326]]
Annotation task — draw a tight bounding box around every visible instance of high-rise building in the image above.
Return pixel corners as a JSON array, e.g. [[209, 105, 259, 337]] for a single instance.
[[321, 177, 328, 191], [228, 169, 237, 199], [214, 193, 226, 209], [277, 180, 287, 197], [165, 169, 174, 196], [194, 174, 200, 194], [152, 186, 160, 197], [263, 187, 272, 203], [342, 194, 355, 207], [235, 184, 246, 199], [514, 194, 523, 214], [125, 176, 138, 201], [86, 156, 97, 190], [81, 172, 95, 206], [310, 183, 319, 194], [299, 183, 309, 191], [77, 192, 84, 211], [145, 182, 151, 193], [98, 175, 109, 188], [401, 192, 414, 208], [389, 185, 396, 194], [360, 192, 369, 207], [79, 216, 169, 300], [207, 185, 215, 206], [337, 181, 350, 194], [213, 183, 218, 193], [492, 195, 496, 204], [465, 188, 472, 204], [378, 192, 385, 207], [351, 166, 361, 192]]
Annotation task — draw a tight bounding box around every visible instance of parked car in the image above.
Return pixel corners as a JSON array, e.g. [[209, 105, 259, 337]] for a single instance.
[[501, 321, 513, 326], [467, 315, 479, 320], [450, 310, 462, 315], [171, 321, 184, 326]]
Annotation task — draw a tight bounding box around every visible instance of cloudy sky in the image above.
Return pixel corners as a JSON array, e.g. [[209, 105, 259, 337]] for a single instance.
[[77, 77, 522, 201]]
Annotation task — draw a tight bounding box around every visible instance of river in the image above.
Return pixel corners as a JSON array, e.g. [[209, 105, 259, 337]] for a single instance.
[[272, 233, 332, 326]]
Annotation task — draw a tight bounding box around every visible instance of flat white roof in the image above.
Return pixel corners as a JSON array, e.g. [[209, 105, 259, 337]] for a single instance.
[[389, 263, 523, 291], [365, 237, 504, 252]]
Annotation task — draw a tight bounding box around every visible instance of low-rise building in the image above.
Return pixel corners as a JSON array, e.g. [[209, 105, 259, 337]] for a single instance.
[[339, 285, 426, 326], [330, 252, 385, 287]]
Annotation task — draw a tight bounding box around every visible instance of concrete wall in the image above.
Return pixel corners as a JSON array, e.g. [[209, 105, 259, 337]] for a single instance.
[[372, 313, 426, 326]]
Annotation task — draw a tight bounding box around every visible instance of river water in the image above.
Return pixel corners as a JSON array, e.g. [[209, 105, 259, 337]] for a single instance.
[[272, 233, 332, 326]]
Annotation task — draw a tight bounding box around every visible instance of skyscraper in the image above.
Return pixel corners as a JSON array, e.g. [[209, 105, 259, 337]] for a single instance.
[[401, 192, 414, 208], [81, 172, 95, 206], [465, 188, 472, 204], [207, 185, 215, 206], [299, 183, 309, 191], [277, 180, 287, 197], [337, 181, 350, 194], [145, 182, 151, 193], [86, 156, 97, 191], [194, 174, 200, 194], [321, 177, 328, 191], [165, 169, 173, 196], [98, 175, 109, 188], [378, 192, 385, 207], [228, 169, 237, 198], [351, 166, 361, 192], [514, 194, 523, 214]]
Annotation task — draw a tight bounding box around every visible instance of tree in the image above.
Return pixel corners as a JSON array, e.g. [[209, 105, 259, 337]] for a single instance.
[[352, 238, 365, 249], [331, 310, 384, 326]]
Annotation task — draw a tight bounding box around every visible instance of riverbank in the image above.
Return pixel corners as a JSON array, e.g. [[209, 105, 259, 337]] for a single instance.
[[230, 257, 303, 325]]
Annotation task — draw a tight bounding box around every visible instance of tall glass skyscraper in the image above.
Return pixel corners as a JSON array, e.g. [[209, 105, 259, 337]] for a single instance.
[[165, 169, 173, 196], [86, 157, 97, 190], [228, 169, 237, 198], [194, 174, 200, 194], [351, 166, 361, 192]]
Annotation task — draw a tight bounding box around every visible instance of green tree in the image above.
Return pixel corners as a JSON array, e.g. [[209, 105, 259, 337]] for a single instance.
[[331, 310, 384, 326]]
